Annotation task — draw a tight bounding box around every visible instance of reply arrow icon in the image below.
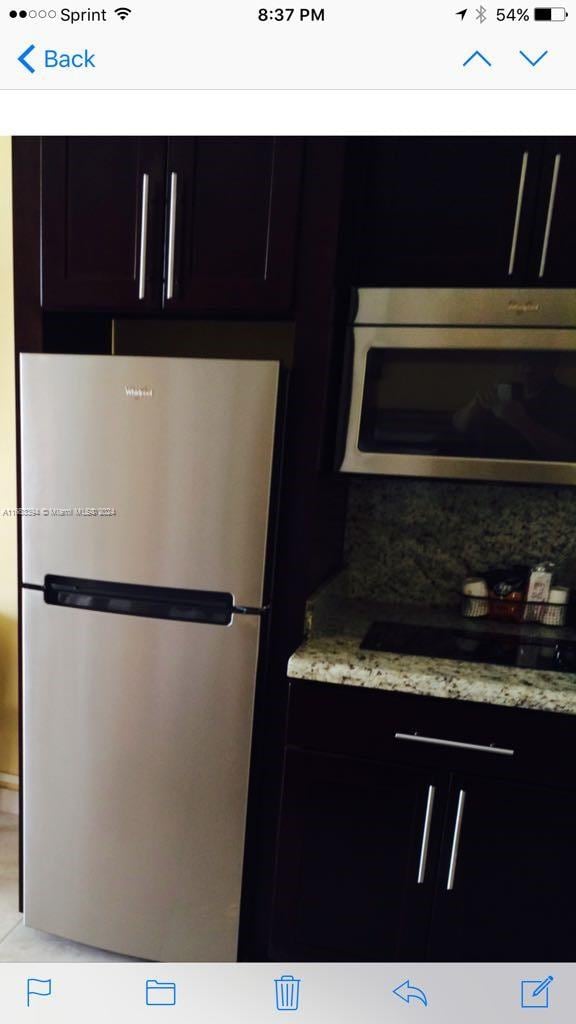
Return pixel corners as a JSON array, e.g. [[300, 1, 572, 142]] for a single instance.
[[393, 980, 428, 1006]]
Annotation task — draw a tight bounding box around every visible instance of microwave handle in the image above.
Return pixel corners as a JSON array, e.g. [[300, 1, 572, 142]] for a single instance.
[[339, 298, 377, 473], [334, 298, 360, 471], [508, 151, 529, 277]]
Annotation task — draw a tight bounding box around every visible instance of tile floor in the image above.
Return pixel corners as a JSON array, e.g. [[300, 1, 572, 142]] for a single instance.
[[0, 812, 137, 962]]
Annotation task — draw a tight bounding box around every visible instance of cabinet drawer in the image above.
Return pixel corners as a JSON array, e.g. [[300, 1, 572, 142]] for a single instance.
[[287, 679, 576, 786]]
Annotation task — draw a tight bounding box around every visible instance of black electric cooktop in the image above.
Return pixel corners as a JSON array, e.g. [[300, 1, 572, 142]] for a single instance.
[[361, 620, 576, 674]]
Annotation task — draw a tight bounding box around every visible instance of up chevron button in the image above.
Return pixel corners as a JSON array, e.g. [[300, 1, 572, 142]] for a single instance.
[[463, 50, 492, 66]]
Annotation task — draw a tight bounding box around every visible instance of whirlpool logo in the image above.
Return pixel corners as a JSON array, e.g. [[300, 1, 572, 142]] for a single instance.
[[507, 300, 541, 314], [124, 385, 154, 399]]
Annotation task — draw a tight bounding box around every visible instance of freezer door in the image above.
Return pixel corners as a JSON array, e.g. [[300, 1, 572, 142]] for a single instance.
[[20, 354, 279, 607], [23, 589, 261, 961]]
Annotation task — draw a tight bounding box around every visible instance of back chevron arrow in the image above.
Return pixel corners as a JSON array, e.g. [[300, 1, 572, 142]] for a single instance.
[[393, 980, 429, 1006], [17, 44, 36, 73]]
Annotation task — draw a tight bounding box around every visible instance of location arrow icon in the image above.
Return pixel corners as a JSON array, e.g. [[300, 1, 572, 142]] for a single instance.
[[456, 8, 468, 17], [393, 980, 428, 1006]]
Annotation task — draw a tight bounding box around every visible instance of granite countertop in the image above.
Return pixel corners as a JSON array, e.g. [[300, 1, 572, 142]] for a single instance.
[[287, 593, 576, 715]]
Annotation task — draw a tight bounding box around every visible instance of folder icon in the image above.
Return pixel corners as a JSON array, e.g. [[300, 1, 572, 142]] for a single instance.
[[146, 979, 177, 1006]]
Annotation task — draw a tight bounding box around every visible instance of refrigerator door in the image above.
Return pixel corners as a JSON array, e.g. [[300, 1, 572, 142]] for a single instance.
[[20, 354, 279, 607], [23, 588, 261, 961]]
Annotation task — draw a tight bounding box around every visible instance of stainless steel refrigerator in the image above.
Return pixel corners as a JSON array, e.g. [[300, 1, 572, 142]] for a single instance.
[[19, 353, 280, 961]]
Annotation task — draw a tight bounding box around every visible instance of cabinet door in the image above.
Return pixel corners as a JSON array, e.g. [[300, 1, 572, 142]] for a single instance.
[[164, 138, 303, 313], [428, 774, 576, 961], [42, 137, 166, 311], [352, 139, 542, 286], [270, 749, 444, 961], [529, 140, 576, 285]]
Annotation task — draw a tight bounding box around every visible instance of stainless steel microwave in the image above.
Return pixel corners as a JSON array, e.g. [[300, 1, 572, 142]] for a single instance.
[[339, 289, 576, 485]]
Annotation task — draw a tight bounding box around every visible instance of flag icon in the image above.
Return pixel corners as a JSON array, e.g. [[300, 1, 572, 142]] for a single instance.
[[26, 978, 52, 1006]]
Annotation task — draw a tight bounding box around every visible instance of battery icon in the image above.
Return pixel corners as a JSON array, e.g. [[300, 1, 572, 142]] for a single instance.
[[534, 7, 568, 18]]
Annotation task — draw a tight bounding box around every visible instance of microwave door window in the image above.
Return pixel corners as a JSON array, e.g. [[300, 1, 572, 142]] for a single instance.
[[358, 349, 576, 463]]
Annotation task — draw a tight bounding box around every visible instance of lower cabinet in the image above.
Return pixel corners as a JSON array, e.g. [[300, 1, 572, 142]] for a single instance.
[[270, 681, 576, 961], [271, 749, 443, 960], [428, 774, 576, 961]]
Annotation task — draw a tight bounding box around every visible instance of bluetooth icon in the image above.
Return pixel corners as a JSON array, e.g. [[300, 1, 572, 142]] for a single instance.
[[475, 4, 488, 20]]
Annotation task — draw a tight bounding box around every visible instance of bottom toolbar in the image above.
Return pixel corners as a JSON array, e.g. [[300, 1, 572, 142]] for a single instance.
[[1, 963, 574, 1022]]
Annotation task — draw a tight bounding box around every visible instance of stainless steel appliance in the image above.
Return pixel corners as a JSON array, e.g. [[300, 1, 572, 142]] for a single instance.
[[340, 288, 576, 484], [20, 353, 280, 961]]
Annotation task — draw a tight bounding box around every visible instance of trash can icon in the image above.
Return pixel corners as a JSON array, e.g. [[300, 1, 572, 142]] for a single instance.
[[275, 975, 301, 1011]]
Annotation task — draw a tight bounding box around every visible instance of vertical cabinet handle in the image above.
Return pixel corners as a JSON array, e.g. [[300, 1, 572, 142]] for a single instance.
[[446, 789, 466, 891], [166, 171, 178, 301], [508, 151, 529, 276], [417, 784, 436, 885], [539, 153, 562, 278], [138, 173, 150, 301]]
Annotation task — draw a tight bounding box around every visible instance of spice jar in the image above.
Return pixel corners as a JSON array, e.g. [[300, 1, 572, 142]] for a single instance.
[[542, 587, 570, 627], [462, 577, 489, 618], [485, 566, 529, 623]]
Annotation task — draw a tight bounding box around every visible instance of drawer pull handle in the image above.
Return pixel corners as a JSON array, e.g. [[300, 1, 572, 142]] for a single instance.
[[539, 152, 561, 278], [508, 150, 529, 276], [138, 173, 150, 301], [394, 733, 514, 757], [447, 789, 466, 891], [417, 784, 436, 885], [166, 171, 178, 300]]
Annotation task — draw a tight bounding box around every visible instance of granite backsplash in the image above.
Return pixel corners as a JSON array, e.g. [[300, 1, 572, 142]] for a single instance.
[[344, 478, 576, 607]]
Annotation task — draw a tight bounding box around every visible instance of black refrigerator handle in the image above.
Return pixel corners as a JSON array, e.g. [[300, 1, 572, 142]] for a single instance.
[[40, 575, 238, 626]]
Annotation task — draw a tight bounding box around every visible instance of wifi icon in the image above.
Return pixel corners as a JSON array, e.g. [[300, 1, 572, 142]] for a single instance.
[[115, 6, 131, 19]]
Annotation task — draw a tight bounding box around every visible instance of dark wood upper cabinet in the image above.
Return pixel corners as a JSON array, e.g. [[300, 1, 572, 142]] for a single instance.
[[529, 140, 576, 285], [351, 138, 544, 286], [42, 137, 166, 312], [37, 136, 576, 313], [428, 773, 576, 961], [164, 137, 303, 313], [41, 136, 303, 315]]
